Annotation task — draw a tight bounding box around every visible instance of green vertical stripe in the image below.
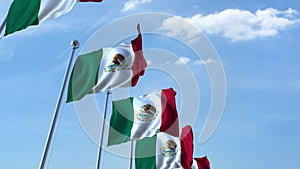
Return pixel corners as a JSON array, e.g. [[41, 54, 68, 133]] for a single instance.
[[135, 135, 157, 169], [5, 0, 40, 36], [107, 98, 134, 146], [67, 49, 103, 103]]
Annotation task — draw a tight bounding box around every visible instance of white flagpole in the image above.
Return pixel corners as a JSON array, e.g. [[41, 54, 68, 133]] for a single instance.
[[39, 40, 80, 169], [96, 90, 111, 169], [0, 16, 7, 39], [129, 140, 134, 169]]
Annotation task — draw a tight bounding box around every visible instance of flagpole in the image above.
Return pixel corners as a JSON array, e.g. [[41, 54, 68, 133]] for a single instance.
[[96, 90, 111, 169], [0, 16, 7, 39], [129, 140, 134, 169], [39, 40, 80, 169]]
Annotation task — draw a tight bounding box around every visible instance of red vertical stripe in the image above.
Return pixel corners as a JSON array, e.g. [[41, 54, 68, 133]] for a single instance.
[[131, 33, 147, 87], [160, 88, 179, 137], [181, 125, 194, 169], [195, 156, 210, 169]]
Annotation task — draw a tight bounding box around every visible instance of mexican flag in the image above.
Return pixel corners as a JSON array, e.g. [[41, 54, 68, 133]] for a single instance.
[[107, 88, 179, 146], [3, 0, 102, 36], [181, 125, 211, 169], [134, 125, 211, 169], [67, 33, 147, 103], [135, 132, 182, 169]]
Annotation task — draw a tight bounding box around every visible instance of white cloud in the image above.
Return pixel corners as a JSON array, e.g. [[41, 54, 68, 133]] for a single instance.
[[146, 60, 152, 65], [175, 57, 191, 65], [158, 8, 299, 41], [162, 57, 190, 66], [163, 60, 171, 65], [122, 0, 152, 12], [162, 57, 214, 66], [193, 58, 215, 65], [158, 16, 200, 44]]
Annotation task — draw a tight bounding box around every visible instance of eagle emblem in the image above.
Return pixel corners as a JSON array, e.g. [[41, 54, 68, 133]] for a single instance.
[[160, 140, 178, 157], [137, 104, 157, 122], [104, 53, 126, 72]]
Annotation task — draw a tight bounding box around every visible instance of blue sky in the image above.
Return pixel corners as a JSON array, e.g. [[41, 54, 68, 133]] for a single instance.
[[0, 0, 300, 169]]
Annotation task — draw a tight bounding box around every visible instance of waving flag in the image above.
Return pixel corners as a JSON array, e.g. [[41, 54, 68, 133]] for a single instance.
[[135, 132, 182, 169], [92, 33, 147, 92], [192, 157, 210, 169], [3, 0, 102, 36], [107, 88, 179, 146], [67, 27, 147, 103], [181, 125, 194, 169], [134, 125, 211, 169], [181, 125, 211, 169]]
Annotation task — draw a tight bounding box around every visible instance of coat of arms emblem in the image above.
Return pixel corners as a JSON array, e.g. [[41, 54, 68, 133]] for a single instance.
[[160, 140, 178, 157], [104, 53, 126, 72], [137, 104, 157, 122]]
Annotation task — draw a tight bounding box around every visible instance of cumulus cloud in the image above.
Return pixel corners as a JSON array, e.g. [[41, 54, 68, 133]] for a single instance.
[[122, 0, 152, 12], [193, 58, 215, 65], [158, 16, 200, 44], [175, 57, 191, 65], [158, 8, 299, 41], [162, 57, 214, 66], [163, 60, 171, 65]]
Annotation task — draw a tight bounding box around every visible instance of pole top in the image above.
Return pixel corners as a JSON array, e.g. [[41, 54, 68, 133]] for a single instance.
[[71, 40, 80, 49]]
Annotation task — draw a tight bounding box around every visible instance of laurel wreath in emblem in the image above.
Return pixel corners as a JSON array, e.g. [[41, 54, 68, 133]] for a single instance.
[[137, 104, 157, 122], [160, 140, 178, 157], [104, 53, 126, 72]]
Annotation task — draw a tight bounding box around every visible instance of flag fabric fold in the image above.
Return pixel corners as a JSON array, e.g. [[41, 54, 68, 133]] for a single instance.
[[135, 132, 182, 169], [130, 34, 147, 86], [92, 33, 147, 92], [67, 32, 147, 103], [3, 0, 102, 36], [107, 88, 179, 146], [180, 125, 211, 169], [192, 156, 210, 169], [181, 125, 194, 169], [134, 125, 211, 169], [67, 49, 103, 103]]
